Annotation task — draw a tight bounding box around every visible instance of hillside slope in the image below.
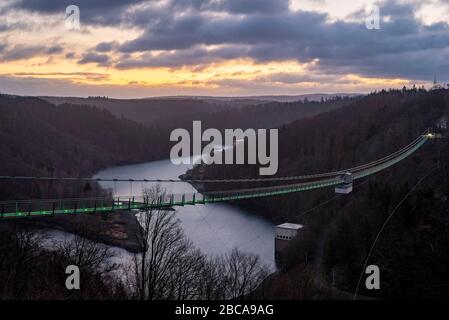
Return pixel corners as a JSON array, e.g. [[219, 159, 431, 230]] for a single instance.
[[0, 95, 167, 200], [187, 88, 449, 299], [42, 95, 355, 130]]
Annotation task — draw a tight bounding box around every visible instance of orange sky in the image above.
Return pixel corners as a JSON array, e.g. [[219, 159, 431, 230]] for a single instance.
[[0, 0, 446, 97]]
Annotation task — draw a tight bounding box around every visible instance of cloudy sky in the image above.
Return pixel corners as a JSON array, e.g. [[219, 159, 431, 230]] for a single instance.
[[0, 0, 448, 97]]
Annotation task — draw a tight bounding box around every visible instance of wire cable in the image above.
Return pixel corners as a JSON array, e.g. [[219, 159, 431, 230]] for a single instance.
[[353, 166, 437, 300], [0, 132, 430, 184]]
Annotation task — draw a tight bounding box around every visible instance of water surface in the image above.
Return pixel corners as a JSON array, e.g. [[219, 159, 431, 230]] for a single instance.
[[93, 154, 275, 269]]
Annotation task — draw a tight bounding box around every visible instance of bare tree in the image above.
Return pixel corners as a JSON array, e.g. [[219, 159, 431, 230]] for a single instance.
[[127, 185, 271, 300], [197, 256, 228, 300], [0, 225, 45, 299], [165, 248, 205, 299], [129, 185, 202, 300], [195, 249, 269, 300], [221, 248, 269, 300], [56, 232, 117, 278], [0, 223, 124, 299], [52, 228, 119, 299]]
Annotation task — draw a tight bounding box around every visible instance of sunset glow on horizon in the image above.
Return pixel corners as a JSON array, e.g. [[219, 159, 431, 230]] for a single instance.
[[1, 0, 448, 98]]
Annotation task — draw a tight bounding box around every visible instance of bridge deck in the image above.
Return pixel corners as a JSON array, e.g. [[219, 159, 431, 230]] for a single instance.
[[0, 134, 430, 219]]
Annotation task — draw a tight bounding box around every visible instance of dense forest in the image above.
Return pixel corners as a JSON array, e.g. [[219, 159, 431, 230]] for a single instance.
[[0, 94, 169, 200], [3, 88, 448, 299], [0, 93, 352, 201], [0, 205, 268, 300], [43, 95, 354, 131], [43, 96, 228, 128], [187, 87, 449, 299], [0, 92, 352, 256]]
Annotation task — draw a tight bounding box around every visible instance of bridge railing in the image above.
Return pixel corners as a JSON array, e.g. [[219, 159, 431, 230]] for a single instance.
[[0, 132, 430, 219], [0, 197, 142, 218]]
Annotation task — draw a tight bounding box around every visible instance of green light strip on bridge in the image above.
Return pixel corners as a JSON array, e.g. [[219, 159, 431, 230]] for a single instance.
[[0, 137, 428, 218]]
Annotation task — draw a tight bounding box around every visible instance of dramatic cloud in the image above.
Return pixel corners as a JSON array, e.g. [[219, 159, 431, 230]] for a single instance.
[[1, 0, 448, 97], [46, 45, 64, 55], [78, 52, 111, 65], [0, 45, 46, 62], [95, 41, 120, 52], [116, 45, 248, 68], [12, 0, 147, 25], [115, 0, 449, 80], [216, 0, 290, 14]]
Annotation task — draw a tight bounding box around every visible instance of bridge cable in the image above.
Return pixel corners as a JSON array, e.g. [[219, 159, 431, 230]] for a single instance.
[[0, 132, 430, 184], [353, 166, 437, 300], [237, 177, 375, 255]]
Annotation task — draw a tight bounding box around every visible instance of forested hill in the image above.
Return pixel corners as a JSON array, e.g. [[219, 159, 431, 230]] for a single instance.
[[190, 88, 449, 185], [0, 92, 354, 201], [43, 95, 355, 131], [42, 96, 226, 127], [184, 96, 354, 131], [0, 95, 167, 200], [187, 87, 449, 299]]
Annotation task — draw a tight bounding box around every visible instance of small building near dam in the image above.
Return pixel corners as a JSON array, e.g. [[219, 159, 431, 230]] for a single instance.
[[274, 223, 303, 265]]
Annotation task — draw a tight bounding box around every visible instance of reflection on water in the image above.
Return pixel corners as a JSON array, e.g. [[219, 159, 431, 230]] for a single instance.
[[93, 151, 275, 270]]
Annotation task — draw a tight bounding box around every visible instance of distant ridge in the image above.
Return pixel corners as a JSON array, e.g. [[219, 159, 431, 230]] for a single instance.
[[40, 93, 362, 110], [38, 93, 361, 103], [143, 93, 361, 103]]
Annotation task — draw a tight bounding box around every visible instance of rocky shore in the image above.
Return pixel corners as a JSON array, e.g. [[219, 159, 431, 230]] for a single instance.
[[10, 210, 143, 253]]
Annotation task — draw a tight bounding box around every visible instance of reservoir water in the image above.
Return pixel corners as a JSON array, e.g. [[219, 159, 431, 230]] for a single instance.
[[93, 153, 275, 270]]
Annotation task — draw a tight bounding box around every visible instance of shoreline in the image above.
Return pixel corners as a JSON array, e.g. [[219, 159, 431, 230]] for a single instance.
[[10, 209, 144, 253], [179, 167, 282, 224]]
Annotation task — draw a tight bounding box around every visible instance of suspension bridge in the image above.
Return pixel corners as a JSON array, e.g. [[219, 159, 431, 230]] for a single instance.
[[0, 131, 437, 219]]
